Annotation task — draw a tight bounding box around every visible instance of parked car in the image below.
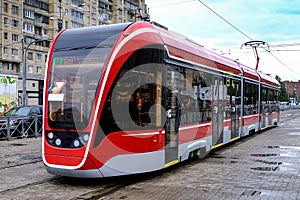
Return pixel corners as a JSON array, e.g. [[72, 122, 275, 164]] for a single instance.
[[0, 105, 43, 139]]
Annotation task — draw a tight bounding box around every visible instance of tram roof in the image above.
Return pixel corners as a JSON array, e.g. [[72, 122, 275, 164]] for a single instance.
[[144, 21, 279, 87]]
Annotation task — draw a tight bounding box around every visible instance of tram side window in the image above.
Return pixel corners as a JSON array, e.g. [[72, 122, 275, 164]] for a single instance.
[[243, 82, 258, 115], [224, 78, 231, 119], [261, 87, 268, 113], [268, 89, 278, 112], [179, 68, 212, 124]]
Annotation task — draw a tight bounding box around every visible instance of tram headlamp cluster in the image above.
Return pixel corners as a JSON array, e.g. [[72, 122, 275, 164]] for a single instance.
[[46, 131, 89, 148], [46, 131, 62, 147], [72, 134, 89, 148]]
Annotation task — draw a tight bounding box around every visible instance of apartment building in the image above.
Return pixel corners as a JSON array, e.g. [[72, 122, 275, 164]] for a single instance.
[[0, 0, 148, 106], [283, 80, 300, 102]]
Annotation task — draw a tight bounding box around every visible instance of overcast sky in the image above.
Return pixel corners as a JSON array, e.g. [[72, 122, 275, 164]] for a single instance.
[[146, 0, 300, 81]]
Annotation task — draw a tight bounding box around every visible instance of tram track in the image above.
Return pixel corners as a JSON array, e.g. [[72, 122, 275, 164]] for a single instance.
[[0, 152, 42, 170], [0, 109, 299, 199], [0, 176, 63, 195]]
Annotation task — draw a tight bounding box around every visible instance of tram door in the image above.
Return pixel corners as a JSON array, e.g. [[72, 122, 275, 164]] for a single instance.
[[230, 79, 240, 139], [261, 87, 267, 128], [212, 77, 224, 146], [164, 66, 180, 166]]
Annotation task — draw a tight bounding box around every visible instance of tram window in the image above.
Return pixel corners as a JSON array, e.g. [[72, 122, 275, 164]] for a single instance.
[[109, 67, 163, 130], [224, 77, 231, 119], [262, 87, 267, 102], [179, 68, 212, 124], [243, 82, 258, 115], [99, 46, 165, 137]]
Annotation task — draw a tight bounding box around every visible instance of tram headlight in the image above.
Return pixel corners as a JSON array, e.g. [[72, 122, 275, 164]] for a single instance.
[[47, 132, 54, 140], [73, 139, 80, 148], [77, 134, 89, 146], [82, 134, 89, 142], [55, 138, 62, 146]]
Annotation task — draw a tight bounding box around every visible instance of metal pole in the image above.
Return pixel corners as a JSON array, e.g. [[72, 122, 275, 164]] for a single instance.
[[58, 0, 63, 32], [22, 38, 26, 106], [22, 39, 47, 106]]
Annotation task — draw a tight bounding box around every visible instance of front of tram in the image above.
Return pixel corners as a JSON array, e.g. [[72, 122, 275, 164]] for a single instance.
[[43, 23, 130, 177]]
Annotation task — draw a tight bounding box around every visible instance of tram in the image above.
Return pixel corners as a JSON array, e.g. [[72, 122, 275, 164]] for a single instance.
[[43, 21, 280, 178]]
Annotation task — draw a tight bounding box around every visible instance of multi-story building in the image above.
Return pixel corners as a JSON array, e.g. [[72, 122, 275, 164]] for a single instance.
[[1, 0, 51, 106], [0, 0, 148, 106], [283, 80, 300, 102], [49, 0, 148, 40]]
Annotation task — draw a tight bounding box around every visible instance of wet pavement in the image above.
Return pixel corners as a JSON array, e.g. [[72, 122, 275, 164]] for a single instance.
[[0, 109, 300, 200], [103, 110, 300, 200]]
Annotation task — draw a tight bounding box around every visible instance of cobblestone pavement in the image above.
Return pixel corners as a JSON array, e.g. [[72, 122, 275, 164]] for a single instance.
[[102, 110, 300, 200], [0, 109, 299, 200]]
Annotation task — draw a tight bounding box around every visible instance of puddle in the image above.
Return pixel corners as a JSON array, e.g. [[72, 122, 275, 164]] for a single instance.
[[242, 189, 261, 196], [280, 146, 300, 150], [10, 143, 27, 146], [250, 153, 278, 157], [209, 154, 238, 164], [288, 132, 300, 136], [265, 145, 280, 149], [265, 145, 300, 151], [254, 160, 282, 165], [251, 166, 280, 171]]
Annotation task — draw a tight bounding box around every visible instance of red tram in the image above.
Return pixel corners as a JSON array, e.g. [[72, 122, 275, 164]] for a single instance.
[[43, 21, 280, 178]]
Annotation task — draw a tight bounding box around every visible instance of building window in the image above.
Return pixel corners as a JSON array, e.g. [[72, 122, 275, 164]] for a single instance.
[[4, 32, 8, 40], [36, 53, 42, 61], [12, 34, 19, 42], [28, 66, 34, 73], [4, 3, 8, 12], [92, 7, 96, 14], [24, 23, 35, 33], [12, 20, 18, 28], [65, 21, 68, 29], [71, 9, 84, 20], [3, 47, 8, 55], [25, 9, 35, 19], [57, 6, 63, 16], [91, 18, 96, 25], [12, 5, 19, 14], [0, 62, 3, 70], [42, 28, 49, 36], [4, 17, 8, 26], [8, 63, 13, 70], [12, 49, 18, 56], [37, 67, 42, 74], [28, 52, 33, 60]]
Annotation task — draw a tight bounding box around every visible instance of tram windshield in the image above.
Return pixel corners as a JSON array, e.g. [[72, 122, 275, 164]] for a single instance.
[[47, 24, 128, 130]]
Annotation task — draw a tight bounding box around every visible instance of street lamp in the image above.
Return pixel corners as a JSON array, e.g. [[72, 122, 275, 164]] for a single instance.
[[22, 38, 49, 106]]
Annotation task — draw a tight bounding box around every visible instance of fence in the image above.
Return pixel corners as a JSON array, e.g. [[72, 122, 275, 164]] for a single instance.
[[0, 115, 43, 141]]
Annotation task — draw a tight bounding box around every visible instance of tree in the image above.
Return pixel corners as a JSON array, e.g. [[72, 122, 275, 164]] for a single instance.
[[275, 75, 289, 102]]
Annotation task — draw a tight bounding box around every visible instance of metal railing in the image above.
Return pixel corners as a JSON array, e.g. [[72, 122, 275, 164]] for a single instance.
[[0, 115, 43, 141], [279, 104, 300, 111]]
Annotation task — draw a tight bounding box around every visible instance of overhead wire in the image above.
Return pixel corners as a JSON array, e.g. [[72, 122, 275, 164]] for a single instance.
[[196, 0, 300, 76], [149, 0, 196, 8]]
